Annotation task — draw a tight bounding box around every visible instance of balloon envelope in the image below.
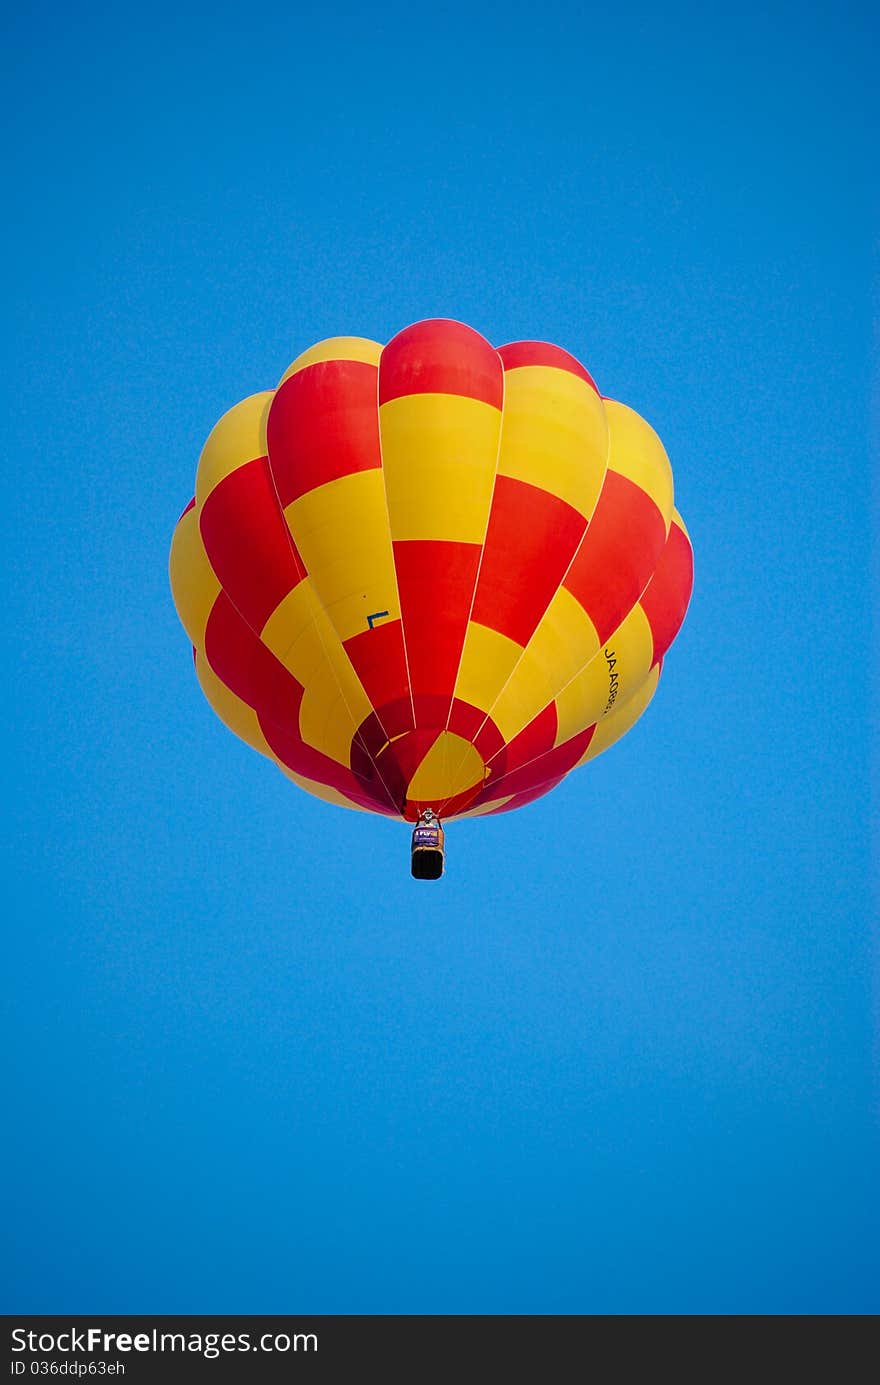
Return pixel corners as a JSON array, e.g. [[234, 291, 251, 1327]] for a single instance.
[[170, 320, 692, 821]]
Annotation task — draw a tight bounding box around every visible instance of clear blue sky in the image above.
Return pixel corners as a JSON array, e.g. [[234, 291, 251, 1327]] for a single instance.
[[4, 0, 877, 1313]]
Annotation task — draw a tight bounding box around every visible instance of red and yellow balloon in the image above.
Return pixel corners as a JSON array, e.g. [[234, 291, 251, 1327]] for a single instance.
[[170, 319, 692, 822]]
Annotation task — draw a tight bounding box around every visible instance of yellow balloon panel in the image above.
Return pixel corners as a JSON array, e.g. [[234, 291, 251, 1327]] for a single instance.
[[279, 336, 383, 384], [169, 506, 219, 649], [577, 662, 661, 766], [406, 732, 486, 802], [452, 622, 523, 722], [195, 392, 273, 506], [194, 650, 273, 758], [604, 400, 674, 522], [553, 603, 655, 746], [500, 585, 601, 743], [260, 579, 373, 765], [379, 394, 501, 544], [283, 469, 401, 645], [497, 365, 609, 519], [276, 762, 369, 812]]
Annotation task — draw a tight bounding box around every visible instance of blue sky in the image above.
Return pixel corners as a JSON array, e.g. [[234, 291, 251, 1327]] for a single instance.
[[4, 0, 877, 1313]]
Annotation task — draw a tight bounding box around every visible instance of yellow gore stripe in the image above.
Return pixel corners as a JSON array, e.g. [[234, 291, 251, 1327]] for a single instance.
[[488, 635, 573, 746], [169, 507, 220, 648], [283, 469, 400, 644], [498, 365, 609, 519], [453, 621, 523, 720], [195, 646, 368, 806], [406, 731, 486, 802], [195, 391, 274, 505], [525, 587, 602, 744], [260, 579, 373, 765], [276, 763, 368, 812], [379, 393, 502, 542], [194, 649, 273, 758], [604, 399, 674, 522], [575, 662, 661, 766], [469, 587, 601, 749], [279, 336, 383, 383], [554, 603, 655, 746]]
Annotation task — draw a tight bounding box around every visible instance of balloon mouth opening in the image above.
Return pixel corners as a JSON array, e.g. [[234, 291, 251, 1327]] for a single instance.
[[401, 780, 487, 823], [369, 728, 486, 823], [401, 789, 482, 824]]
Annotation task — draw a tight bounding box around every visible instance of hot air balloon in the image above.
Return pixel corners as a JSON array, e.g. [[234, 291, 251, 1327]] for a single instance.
[[169, 319, 692, 877]]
